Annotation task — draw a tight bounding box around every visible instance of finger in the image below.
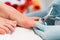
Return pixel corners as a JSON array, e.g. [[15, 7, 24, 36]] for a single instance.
[[0, 25, 11, 34]]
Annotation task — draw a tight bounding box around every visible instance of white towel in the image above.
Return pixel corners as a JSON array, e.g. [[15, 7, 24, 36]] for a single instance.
[[0, 27, 42, 40]]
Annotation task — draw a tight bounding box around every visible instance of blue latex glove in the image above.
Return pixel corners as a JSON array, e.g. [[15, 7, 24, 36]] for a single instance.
[[25, 0, 60, 25], [48, 0, 60, 21], [50, 0, 60, 16], [44, 0, 60, 20], [33, 1, 60, 39], [45, 0, 60, 25], [25, 0, 60, 17], [50, 17, 60, 21], [33, 22, 60, 40]]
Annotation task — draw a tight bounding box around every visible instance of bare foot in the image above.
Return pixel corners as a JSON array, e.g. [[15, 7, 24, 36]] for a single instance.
[[0, 17, 16, 34], [0, 2, 43, 28], [9, 14, 43, 28], [29, 17, 40, 21]]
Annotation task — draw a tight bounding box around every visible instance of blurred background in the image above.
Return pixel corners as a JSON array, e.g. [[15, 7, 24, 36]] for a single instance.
[[40, 0, 52, 9], [0, 0, 53, 9]]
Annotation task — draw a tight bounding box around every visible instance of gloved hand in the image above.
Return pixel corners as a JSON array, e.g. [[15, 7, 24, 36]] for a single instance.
[[44, 0, 60, 25], [50, 17, 60, 21], [33, 22, 60, 40], [25, 0, 60, 25], [52, 0, 60, 6], [50, 0, 60, 16]]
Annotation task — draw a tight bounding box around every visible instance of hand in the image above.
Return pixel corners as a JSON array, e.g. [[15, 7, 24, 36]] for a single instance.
[[50, 0, 60, 16], [33, 22, 60, 40], [52, 0, 60, 6]]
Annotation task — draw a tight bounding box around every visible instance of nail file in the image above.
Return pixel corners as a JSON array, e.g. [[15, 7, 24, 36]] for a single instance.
[[42, 7, 53, 21]]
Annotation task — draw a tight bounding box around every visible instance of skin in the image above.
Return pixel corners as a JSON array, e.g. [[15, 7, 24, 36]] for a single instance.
[[0, 17, 16, 34], [0, 2, 43, 28]]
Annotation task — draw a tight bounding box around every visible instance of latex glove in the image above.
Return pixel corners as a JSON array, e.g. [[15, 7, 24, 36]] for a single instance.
[[44, 0, 60, 20], [33, 22, 60, 40], [25, 0, 60, 25], [46, 0, 60, 21], [50, 0, 60, 16], [25, 0, 60, 17], [50, 17, 60, 21], [44, 0, 60, 25]]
